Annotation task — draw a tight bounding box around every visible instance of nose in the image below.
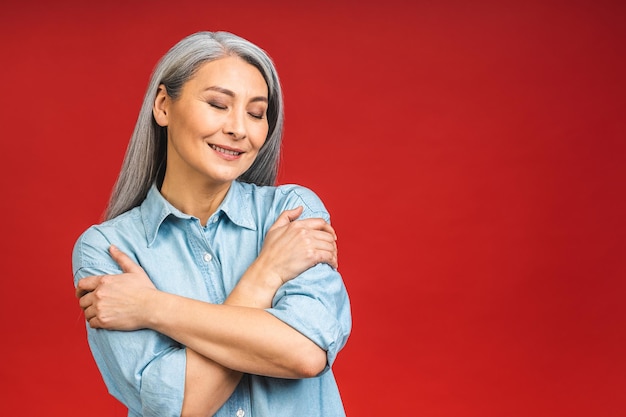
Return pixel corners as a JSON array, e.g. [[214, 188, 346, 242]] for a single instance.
[[223, 109, 247, 140]]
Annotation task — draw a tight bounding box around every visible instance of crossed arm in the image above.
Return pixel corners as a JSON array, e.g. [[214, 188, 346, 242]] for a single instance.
[[75, 207, 339, 416]]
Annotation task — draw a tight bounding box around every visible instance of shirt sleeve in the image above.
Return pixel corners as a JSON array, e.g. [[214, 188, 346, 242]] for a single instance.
[[265, 186, 352, 372], [72, 226, 186, 416]]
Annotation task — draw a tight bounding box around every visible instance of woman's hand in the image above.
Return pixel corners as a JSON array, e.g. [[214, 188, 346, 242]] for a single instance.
[[255, 206, 338, 285], [77, 207, 338, 324], [76, 246, 158, 330], [227, 206, 338, 308]]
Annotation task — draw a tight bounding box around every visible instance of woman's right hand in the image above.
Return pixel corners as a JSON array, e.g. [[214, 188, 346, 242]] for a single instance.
[[76, 246, 158, 330]]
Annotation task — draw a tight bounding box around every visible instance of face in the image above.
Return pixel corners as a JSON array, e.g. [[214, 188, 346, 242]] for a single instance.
[[154, 55, 269, 188]]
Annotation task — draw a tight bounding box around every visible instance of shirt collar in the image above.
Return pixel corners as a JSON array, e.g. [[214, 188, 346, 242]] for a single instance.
[[219, 181, 257, 231], [141, 181, 257, 247]]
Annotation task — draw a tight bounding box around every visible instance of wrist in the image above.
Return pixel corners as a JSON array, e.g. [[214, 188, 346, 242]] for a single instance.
[[227, 260, 283, 308], [245, 258, 284, 290], [143, 288, 168, 330]]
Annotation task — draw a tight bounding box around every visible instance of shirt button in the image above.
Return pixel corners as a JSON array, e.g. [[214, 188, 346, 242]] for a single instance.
[[203, 253, 213, 262], [236, 409, 245, 417], [212, 216, 219, 223]]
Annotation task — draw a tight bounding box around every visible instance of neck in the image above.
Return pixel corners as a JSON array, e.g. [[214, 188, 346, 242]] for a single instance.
[[160, 174, 231, 226]]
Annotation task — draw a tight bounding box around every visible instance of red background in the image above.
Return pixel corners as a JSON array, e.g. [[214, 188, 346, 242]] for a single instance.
[[1, 0, 625, 415]]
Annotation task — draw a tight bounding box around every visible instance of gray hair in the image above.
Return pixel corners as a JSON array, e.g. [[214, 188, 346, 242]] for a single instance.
[[105, 31, 284, 220]]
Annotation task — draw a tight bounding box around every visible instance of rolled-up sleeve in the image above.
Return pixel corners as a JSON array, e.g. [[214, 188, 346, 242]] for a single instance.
[[266, 185, 352, 372], [266, 263, 351, 370], [73, 227, 186, 416]]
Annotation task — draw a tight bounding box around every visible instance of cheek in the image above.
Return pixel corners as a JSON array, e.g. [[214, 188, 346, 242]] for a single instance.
[[251, 124, 270, 149], [178, 105, 221, 135]]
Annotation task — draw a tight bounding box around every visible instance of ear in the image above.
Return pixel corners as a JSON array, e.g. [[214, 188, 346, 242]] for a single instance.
[[153, 84, 169, 127]]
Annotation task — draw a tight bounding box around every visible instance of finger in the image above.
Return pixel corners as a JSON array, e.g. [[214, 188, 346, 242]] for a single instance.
[[83, 303, 104, 328], [310, 228, 338, 244], [314, 234, 339, 268], [84, 302, 103, 325], [316, 238, 338, 262], [75, 286, 90, 299], [296, 231, 338, 268], [75, 275, 102, 298], [284, 206, 304, 222], [316, 248, 338, 269], [87, 315, 102, 329], [109, 245, 143, 274], [326, 253, 339, 269], [322, 224, 337, 241], [79, 293, 93, 311], [292, 218, 337, 240], [310, 246, 338, 269], [270, 206, 304, 230]]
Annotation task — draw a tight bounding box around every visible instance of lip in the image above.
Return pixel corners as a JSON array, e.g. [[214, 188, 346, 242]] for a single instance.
[[208, 143, 244, 160]]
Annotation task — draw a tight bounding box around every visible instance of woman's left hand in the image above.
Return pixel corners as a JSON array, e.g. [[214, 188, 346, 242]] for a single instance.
[[76, 246, 158, 330]]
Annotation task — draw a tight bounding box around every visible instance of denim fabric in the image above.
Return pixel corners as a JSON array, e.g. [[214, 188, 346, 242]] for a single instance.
[[72, 181, 351, 417]]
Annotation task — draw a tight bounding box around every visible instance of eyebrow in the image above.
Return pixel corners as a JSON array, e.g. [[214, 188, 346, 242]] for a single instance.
[[204, 86, 268, 103]]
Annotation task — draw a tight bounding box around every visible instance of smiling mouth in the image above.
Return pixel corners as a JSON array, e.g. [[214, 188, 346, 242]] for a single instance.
[[209, 144, 243, 156]]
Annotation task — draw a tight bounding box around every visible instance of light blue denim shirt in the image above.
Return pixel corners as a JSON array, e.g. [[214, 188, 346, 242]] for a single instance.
[[72, 181, 351, 417]]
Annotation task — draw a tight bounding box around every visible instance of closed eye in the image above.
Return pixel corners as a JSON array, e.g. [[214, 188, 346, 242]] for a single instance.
[[209, 102, 227, 110], [248, 112, 264, 120]]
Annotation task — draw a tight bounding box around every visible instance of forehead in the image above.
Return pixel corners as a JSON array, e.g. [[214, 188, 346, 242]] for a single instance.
[[186, 56, 268, 96]]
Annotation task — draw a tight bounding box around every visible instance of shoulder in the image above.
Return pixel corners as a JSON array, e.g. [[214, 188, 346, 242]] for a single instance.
[[72, 209, 143, 276], [275, 184, 329, 218], [238, 182, 330, 221], [232, 183, 330, 227]]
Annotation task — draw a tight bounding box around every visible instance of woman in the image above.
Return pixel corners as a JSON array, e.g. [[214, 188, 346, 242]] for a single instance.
[[73, 31, 351, 417]]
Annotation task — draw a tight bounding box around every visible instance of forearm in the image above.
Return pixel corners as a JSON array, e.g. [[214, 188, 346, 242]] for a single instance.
[[147, 290, 326, 379], [179, 260, 284, 415], [181, 349, 241, 417]]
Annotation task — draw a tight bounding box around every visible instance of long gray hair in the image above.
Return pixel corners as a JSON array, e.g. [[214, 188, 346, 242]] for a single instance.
[[105, 31, 284, 220]]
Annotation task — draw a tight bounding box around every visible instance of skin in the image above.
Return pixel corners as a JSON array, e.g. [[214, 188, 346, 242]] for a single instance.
[[76, 56, 339, 417]]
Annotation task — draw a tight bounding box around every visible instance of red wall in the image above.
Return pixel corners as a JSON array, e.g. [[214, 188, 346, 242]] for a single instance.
[[1, 1, 624, 415]]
